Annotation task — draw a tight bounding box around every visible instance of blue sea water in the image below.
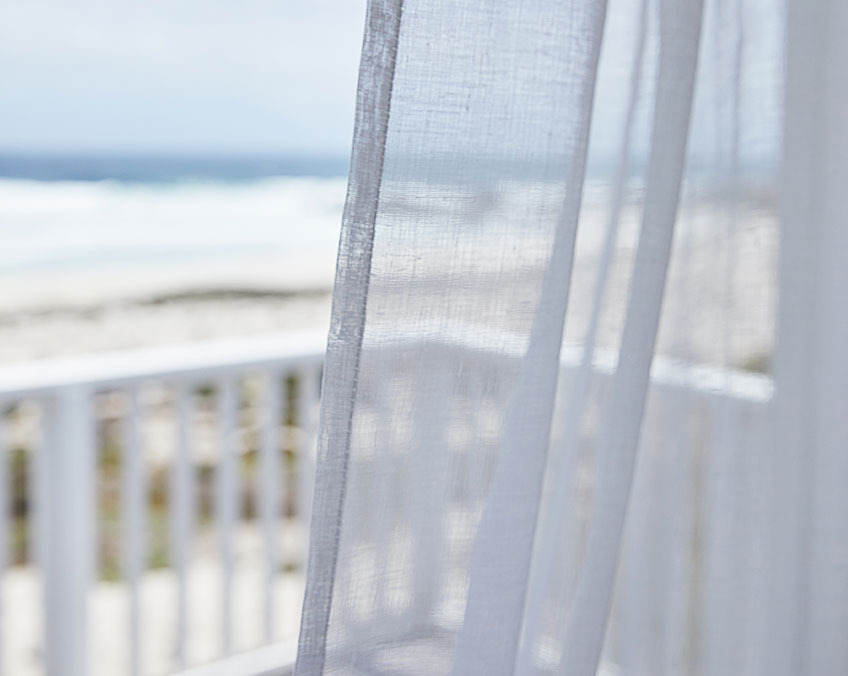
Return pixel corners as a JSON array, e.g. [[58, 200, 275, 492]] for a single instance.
[[0, 154, 349, 183]]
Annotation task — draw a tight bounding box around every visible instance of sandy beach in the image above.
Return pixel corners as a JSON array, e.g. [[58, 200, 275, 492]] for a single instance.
[[0, 245, 336, 366], [0, 173, 347, 364]]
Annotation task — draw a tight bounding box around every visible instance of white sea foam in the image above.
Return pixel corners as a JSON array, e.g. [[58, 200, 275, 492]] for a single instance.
[[0, 177, 347, 311], [0, 176, 346, 274]]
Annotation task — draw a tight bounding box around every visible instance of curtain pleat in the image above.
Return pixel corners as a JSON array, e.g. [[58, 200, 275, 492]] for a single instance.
[[295, 2, 404, 673], [290, 0, 839, 674], [555, 2, 704, 673], [515, 0, 650, 668], [765, 1, 848, 674], [449, 3, 608, 673]]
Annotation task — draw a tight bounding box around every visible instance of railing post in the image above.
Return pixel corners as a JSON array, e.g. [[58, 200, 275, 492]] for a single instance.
[[0, 408, 7, 672], [42, 386, 95, 676], [124, 386, 146, 676], [260, 372, 282, 642], [217, 376, 238, 657], [172, 383, 193, 668], [296, 367, 318, 540]]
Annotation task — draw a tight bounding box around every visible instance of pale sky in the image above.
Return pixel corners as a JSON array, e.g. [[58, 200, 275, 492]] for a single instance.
[[0, 0, 367, 155], [0, 0, 781, 165]]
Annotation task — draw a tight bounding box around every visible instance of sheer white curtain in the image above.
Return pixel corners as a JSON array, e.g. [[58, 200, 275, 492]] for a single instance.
[[295, 0, 846, 674]]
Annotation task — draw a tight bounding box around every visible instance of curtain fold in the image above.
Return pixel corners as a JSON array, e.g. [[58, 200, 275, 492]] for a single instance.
[[764, 1, 848, 674], [555, 1, 703, 673], [295, 2, 404, 673], [292, 0, 846, 674], [449, 3, 607, 673]]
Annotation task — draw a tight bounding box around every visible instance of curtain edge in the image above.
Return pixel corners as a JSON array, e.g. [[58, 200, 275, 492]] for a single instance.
[[294, 2, 405, 674]]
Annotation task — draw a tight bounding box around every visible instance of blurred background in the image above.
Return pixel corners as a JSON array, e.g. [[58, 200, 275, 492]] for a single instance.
[[0, 1, 365, 674], [0, 1, 783, 675], [0, 0, 370, 362]]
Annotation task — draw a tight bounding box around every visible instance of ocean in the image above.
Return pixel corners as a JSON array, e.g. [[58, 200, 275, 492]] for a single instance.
[[0, 154, 348, 279]]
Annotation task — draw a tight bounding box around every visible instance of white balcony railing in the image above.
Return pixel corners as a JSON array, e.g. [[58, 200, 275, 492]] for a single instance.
[[0, 330, 773, 676], [0, 331, 326, 676]]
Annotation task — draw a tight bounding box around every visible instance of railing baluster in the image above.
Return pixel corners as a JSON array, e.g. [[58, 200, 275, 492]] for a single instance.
[[172, 383, 193, 668], [43, 386, 95, 676], [700, 394, 743, 676], [217, 376, 238, 656], [32, 405, 48, 669], [409, 363, 450, 630], [0, 408, 7, 675], [260, 373, 282, 642], [616, 406, 659, 674], [657, 387, 696, 676], [123, 386, 145, 676], [28, 408, 43, 572], [296, 368, 318, 537]]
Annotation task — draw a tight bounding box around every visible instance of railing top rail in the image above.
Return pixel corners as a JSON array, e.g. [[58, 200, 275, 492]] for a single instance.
[[0, 324, 772, 404], [359, 325, 772, 403], [0, 330, 327, 400], [172, 641, 296, 676], [364, 324, 773, 403], [559, 344, 773, 404]]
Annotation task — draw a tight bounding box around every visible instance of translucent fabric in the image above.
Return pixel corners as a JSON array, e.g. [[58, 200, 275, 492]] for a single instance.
[[296, 0, 847, 674]]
